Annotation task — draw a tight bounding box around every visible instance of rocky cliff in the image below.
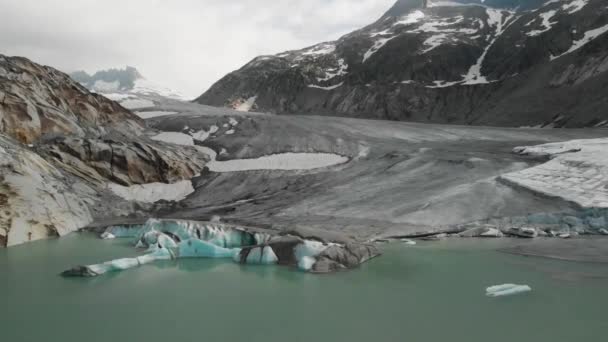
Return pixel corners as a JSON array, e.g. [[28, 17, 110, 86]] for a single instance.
[[196, 0, 608, 128], [0, 55, 208, 246]]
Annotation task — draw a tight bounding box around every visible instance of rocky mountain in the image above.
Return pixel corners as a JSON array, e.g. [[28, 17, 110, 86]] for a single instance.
[[0, 55, 143, 143], [70, 66, 188, 116], [196, 0, 608, 128], [0, 55, 208, 246]]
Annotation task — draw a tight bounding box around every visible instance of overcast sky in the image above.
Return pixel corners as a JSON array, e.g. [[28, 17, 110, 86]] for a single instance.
[[0, 0, 395, 97]]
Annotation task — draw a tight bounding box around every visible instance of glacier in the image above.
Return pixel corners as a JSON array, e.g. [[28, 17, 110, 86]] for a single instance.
[[63, 219, 378, 277]]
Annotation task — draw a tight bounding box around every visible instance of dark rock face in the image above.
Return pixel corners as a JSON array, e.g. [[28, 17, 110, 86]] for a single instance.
[[196, 0, 608, 128], [312, 243, 381, 273], [0, 55, 143, 144], [0, 55, 207, 247], [39, 136, 208, 186]]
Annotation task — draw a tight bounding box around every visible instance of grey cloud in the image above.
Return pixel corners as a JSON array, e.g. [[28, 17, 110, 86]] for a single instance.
[[0, 0, 394, 97]]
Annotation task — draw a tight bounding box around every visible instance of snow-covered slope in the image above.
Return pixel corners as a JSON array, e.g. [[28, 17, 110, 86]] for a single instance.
[[70, 67, 188, 119], [197, 0, 608, 128]]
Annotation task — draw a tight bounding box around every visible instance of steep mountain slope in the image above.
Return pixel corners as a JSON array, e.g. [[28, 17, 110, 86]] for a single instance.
[[0, 55, 143, 144], [0, 55, 209, 246], [196, 0, 608, 127]]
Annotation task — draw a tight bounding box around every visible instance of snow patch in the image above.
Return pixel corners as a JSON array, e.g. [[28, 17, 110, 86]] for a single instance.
[[235, 96, 257, 112], [191, 125, 219, 142], [120, 98, 155, 110], [562, 0, 589, 14], [132, 78, 187, 100], [426, 80, 462, 88], [421, 34, 450, 53], [151, 132, 194, 146], [462, 10, 515, 85], [363, 37, 397, 63], [301, 43, 336, 56], [307, 82, 344, 90], [394, 10, 425, 26], [317, 59, 348, 81], [527, 10, 558, 37], [551, 23, 608, 60], [207, 152, 349, 173], [103, 93, 134, 101], [135, 111, 177, 119], [108, 181, 194, 203], [93, 80, 120, 92]]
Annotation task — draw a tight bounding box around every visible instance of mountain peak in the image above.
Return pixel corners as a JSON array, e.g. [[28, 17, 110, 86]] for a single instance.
[[382, 0, 427, 18], [70, 66, 143, 92]]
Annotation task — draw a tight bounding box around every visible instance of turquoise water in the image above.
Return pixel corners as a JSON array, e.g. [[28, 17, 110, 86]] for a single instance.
[[1, 234, 607, 342]]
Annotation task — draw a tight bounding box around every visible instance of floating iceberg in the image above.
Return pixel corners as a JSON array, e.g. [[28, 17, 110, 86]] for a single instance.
[[63, 248, 174, 277], [63, 219, 380, 277], [486, 284, 532, 297]]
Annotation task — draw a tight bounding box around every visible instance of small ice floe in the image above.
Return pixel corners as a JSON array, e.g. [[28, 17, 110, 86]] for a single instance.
[[400, 239, 417, 245], [100, 232, 116, 240], [486, 284, 532, 297]]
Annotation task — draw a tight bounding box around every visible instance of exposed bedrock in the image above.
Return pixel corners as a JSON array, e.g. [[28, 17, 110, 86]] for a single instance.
[[38, 136, 208, 186], [0, 136, 92, 247], [0, 54, 143, 144], [0, 55, 211, 247]]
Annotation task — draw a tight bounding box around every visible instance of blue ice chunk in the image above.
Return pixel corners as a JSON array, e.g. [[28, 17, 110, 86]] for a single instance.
[[563, 216, 585, 228], [260, 246, 278, 264], [177, 239, 241, 259], [586, 216, 606, 230], [527, 213, 561, 225], [104, 225, 146, 238], [246, 247, 262, 264], [86, 247, 173, 276], [297, 256, 317, 271], [242, 246, 279, 265]]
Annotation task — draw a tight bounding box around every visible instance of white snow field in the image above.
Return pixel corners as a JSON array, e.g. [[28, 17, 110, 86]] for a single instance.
[[120, 98, 155, 110], [108, 180, 195, 203], [135, 111, 178, 119], [206, 152, 349, 173], [502, 138, 608, 208]]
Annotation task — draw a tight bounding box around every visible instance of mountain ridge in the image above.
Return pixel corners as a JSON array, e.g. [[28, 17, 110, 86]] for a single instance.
[[195, 0, 608, 128]]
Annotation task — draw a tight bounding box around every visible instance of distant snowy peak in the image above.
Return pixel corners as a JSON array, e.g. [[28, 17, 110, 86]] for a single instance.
[[70, 67, 187, 101]]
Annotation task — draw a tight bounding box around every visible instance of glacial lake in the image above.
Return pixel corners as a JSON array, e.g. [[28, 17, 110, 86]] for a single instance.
[[1, 233, 607, 342]]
